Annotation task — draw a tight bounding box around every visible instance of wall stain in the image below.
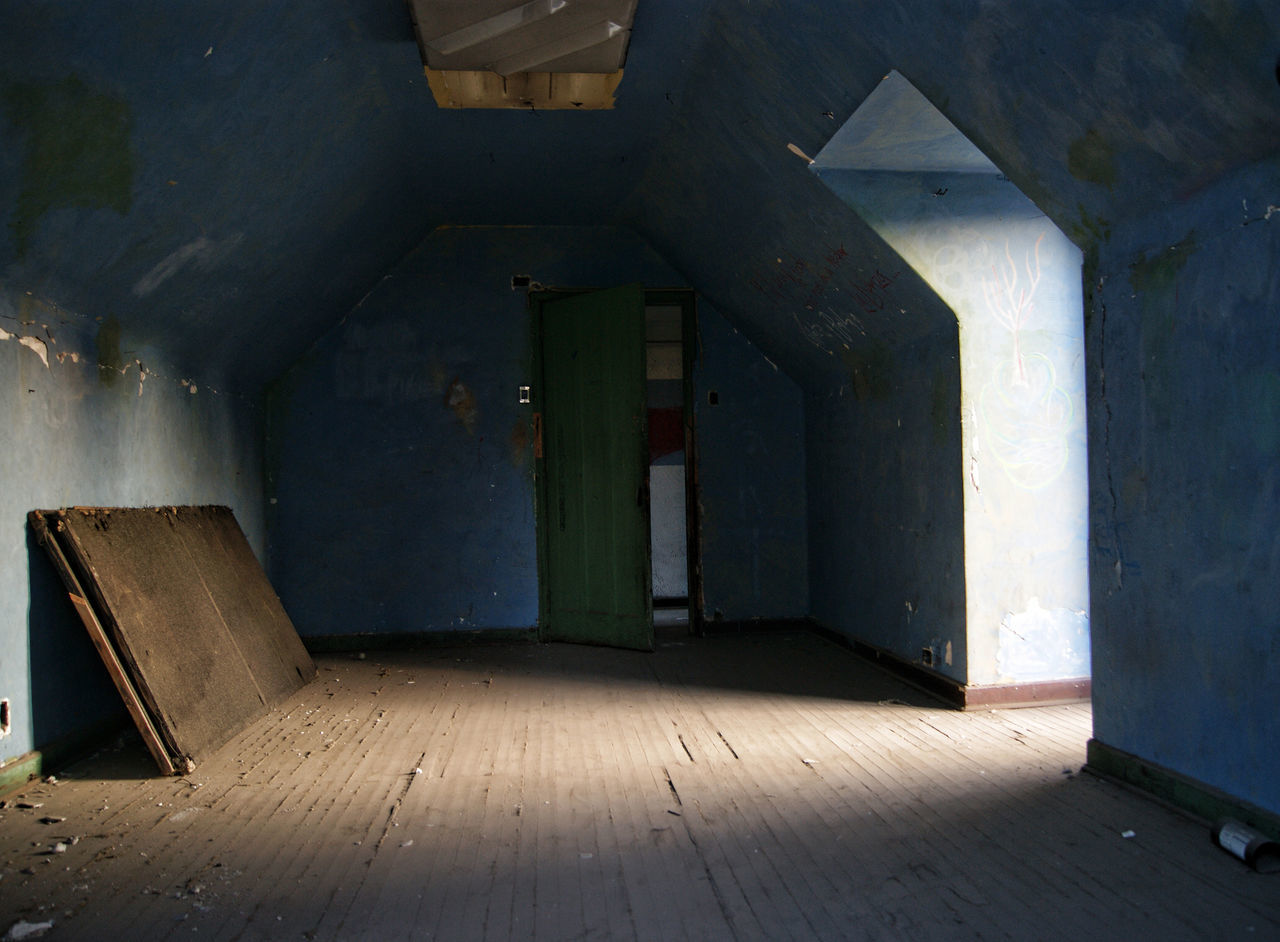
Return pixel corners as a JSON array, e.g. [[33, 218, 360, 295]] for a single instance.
[[2, 75, 134, 256], [1128, 234, 1196, 295], [841, 340, 893, 401], [96, 317, 123, 387], [1129, 233, 1197, 411], [509, 419, 530, 467], [1067, 127, 1116, 190], [445, 377, 478, 434]]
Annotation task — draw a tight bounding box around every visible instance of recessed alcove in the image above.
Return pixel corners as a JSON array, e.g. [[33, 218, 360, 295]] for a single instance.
[[812, 71, 1090, 691]]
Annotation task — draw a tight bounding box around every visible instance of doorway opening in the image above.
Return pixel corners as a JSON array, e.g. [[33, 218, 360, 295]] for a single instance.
[[532, 286, 699, 651], [645, 291, 698, 634]]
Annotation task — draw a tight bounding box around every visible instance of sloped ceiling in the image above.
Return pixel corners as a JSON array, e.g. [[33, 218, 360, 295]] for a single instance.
[[0, 0, 712, 388], [2, 1, 1278, 389]]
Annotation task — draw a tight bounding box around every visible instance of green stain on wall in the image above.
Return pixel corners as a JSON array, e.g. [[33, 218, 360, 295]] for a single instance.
[[96, 316, 123, 387], [1128, 234, 1197, 412], [2, 75, 134, 256], [842, 340, 894, 401], [1070, 205, 1111, 336], [1128, 234, 1196, 295], [1067, 127, 1117, 190]]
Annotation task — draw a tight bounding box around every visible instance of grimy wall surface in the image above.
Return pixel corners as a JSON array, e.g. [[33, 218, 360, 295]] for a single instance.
[[619, 3, 1280, 814], [3, 0, 1277, 821], [265, 225, 808, 640], [694, 306, 808, 624], [1087, 160, 1280, 817], [0, 292, 264, 768]]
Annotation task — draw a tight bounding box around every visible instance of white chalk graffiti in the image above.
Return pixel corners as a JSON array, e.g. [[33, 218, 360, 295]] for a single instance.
[[977, 232, 1074, 490], [979, 353, 1073, 489]]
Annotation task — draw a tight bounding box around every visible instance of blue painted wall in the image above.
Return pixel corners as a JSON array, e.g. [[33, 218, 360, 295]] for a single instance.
[[4, 0, 1279, 822], [812, 73, 1090, 687], [1088, 159, 1280, 815], [806, 327, 966, 680], [268, 225, 801, 638], [694, 305, 808, 623], [0, 288, 264, 766], [0, 0, 718, 390]]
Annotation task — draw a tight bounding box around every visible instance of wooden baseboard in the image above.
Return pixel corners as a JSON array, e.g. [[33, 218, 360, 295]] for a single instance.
[[0, 750, 42, 797], [1086, 738, 1280, 835], [809, 622, 1090, 710], [841, 634, 965, 707], [303, 627, 539, 653], [964, 678, 1091, 708], [1, 714, 132, 798]]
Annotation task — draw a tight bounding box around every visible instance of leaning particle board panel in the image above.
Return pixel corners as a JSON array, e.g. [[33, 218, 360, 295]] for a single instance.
[[28, 506, 316, 774]]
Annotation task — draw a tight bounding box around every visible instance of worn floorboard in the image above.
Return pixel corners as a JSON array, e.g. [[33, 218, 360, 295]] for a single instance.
[[2, 630, 1277, 941]]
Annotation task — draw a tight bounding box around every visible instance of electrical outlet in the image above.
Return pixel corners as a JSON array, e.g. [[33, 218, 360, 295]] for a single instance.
[[920, 647, 934, 666]]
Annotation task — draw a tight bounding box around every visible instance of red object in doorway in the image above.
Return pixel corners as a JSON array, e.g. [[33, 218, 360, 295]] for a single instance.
[[648, 407, 683, 463]]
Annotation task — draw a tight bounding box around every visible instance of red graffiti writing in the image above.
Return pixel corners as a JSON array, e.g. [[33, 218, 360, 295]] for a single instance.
[[749, 245, 851, 305], [749, 246, 901, 317], [850, 268, 900, 315]]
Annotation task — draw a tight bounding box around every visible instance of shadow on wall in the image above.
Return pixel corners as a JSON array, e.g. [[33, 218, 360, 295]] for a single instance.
[[25, 529, 123, 755], [812, 71, 1090, 688]]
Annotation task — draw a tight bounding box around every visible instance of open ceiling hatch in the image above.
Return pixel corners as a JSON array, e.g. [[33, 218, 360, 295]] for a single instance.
[[408, 0, 638, 109]]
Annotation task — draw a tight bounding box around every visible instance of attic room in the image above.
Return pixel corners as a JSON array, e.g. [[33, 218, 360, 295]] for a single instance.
[[1, 0, 1278, 937]]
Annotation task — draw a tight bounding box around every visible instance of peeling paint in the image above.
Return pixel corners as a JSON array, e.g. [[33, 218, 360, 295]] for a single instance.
[[0, 326, 51, 368], [1, 307, 210, 399], [96, 317, 123, 387], [997, 598, 1090, 682]]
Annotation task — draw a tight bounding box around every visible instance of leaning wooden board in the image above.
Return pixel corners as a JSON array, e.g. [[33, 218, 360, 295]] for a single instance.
[[29, 506, 316, 774]]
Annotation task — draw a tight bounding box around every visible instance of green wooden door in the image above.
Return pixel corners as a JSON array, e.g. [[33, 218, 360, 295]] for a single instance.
[[537, 285, 653, 651]]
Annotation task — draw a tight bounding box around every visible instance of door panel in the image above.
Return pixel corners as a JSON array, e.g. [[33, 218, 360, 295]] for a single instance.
[[538, 285, 652, 650]]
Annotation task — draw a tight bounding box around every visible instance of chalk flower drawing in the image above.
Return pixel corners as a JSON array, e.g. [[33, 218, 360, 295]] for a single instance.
[[978, 231, 1073, 490]]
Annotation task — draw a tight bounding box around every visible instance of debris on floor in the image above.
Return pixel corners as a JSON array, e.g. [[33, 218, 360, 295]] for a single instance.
[[1212, 818, 1280, 873], [4, 920, 54, 941]]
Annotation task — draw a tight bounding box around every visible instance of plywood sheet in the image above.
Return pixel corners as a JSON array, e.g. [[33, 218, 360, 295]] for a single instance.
[[29, 506, 315, 774]]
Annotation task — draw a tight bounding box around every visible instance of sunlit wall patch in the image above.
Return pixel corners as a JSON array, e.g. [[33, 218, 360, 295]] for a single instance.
[[809, 70, 1089, 689]]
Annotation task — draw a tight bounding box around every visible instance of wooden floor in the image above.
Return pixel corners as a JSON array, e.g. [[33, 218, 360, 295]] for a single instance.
[[2, 629, 1277, 941]]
